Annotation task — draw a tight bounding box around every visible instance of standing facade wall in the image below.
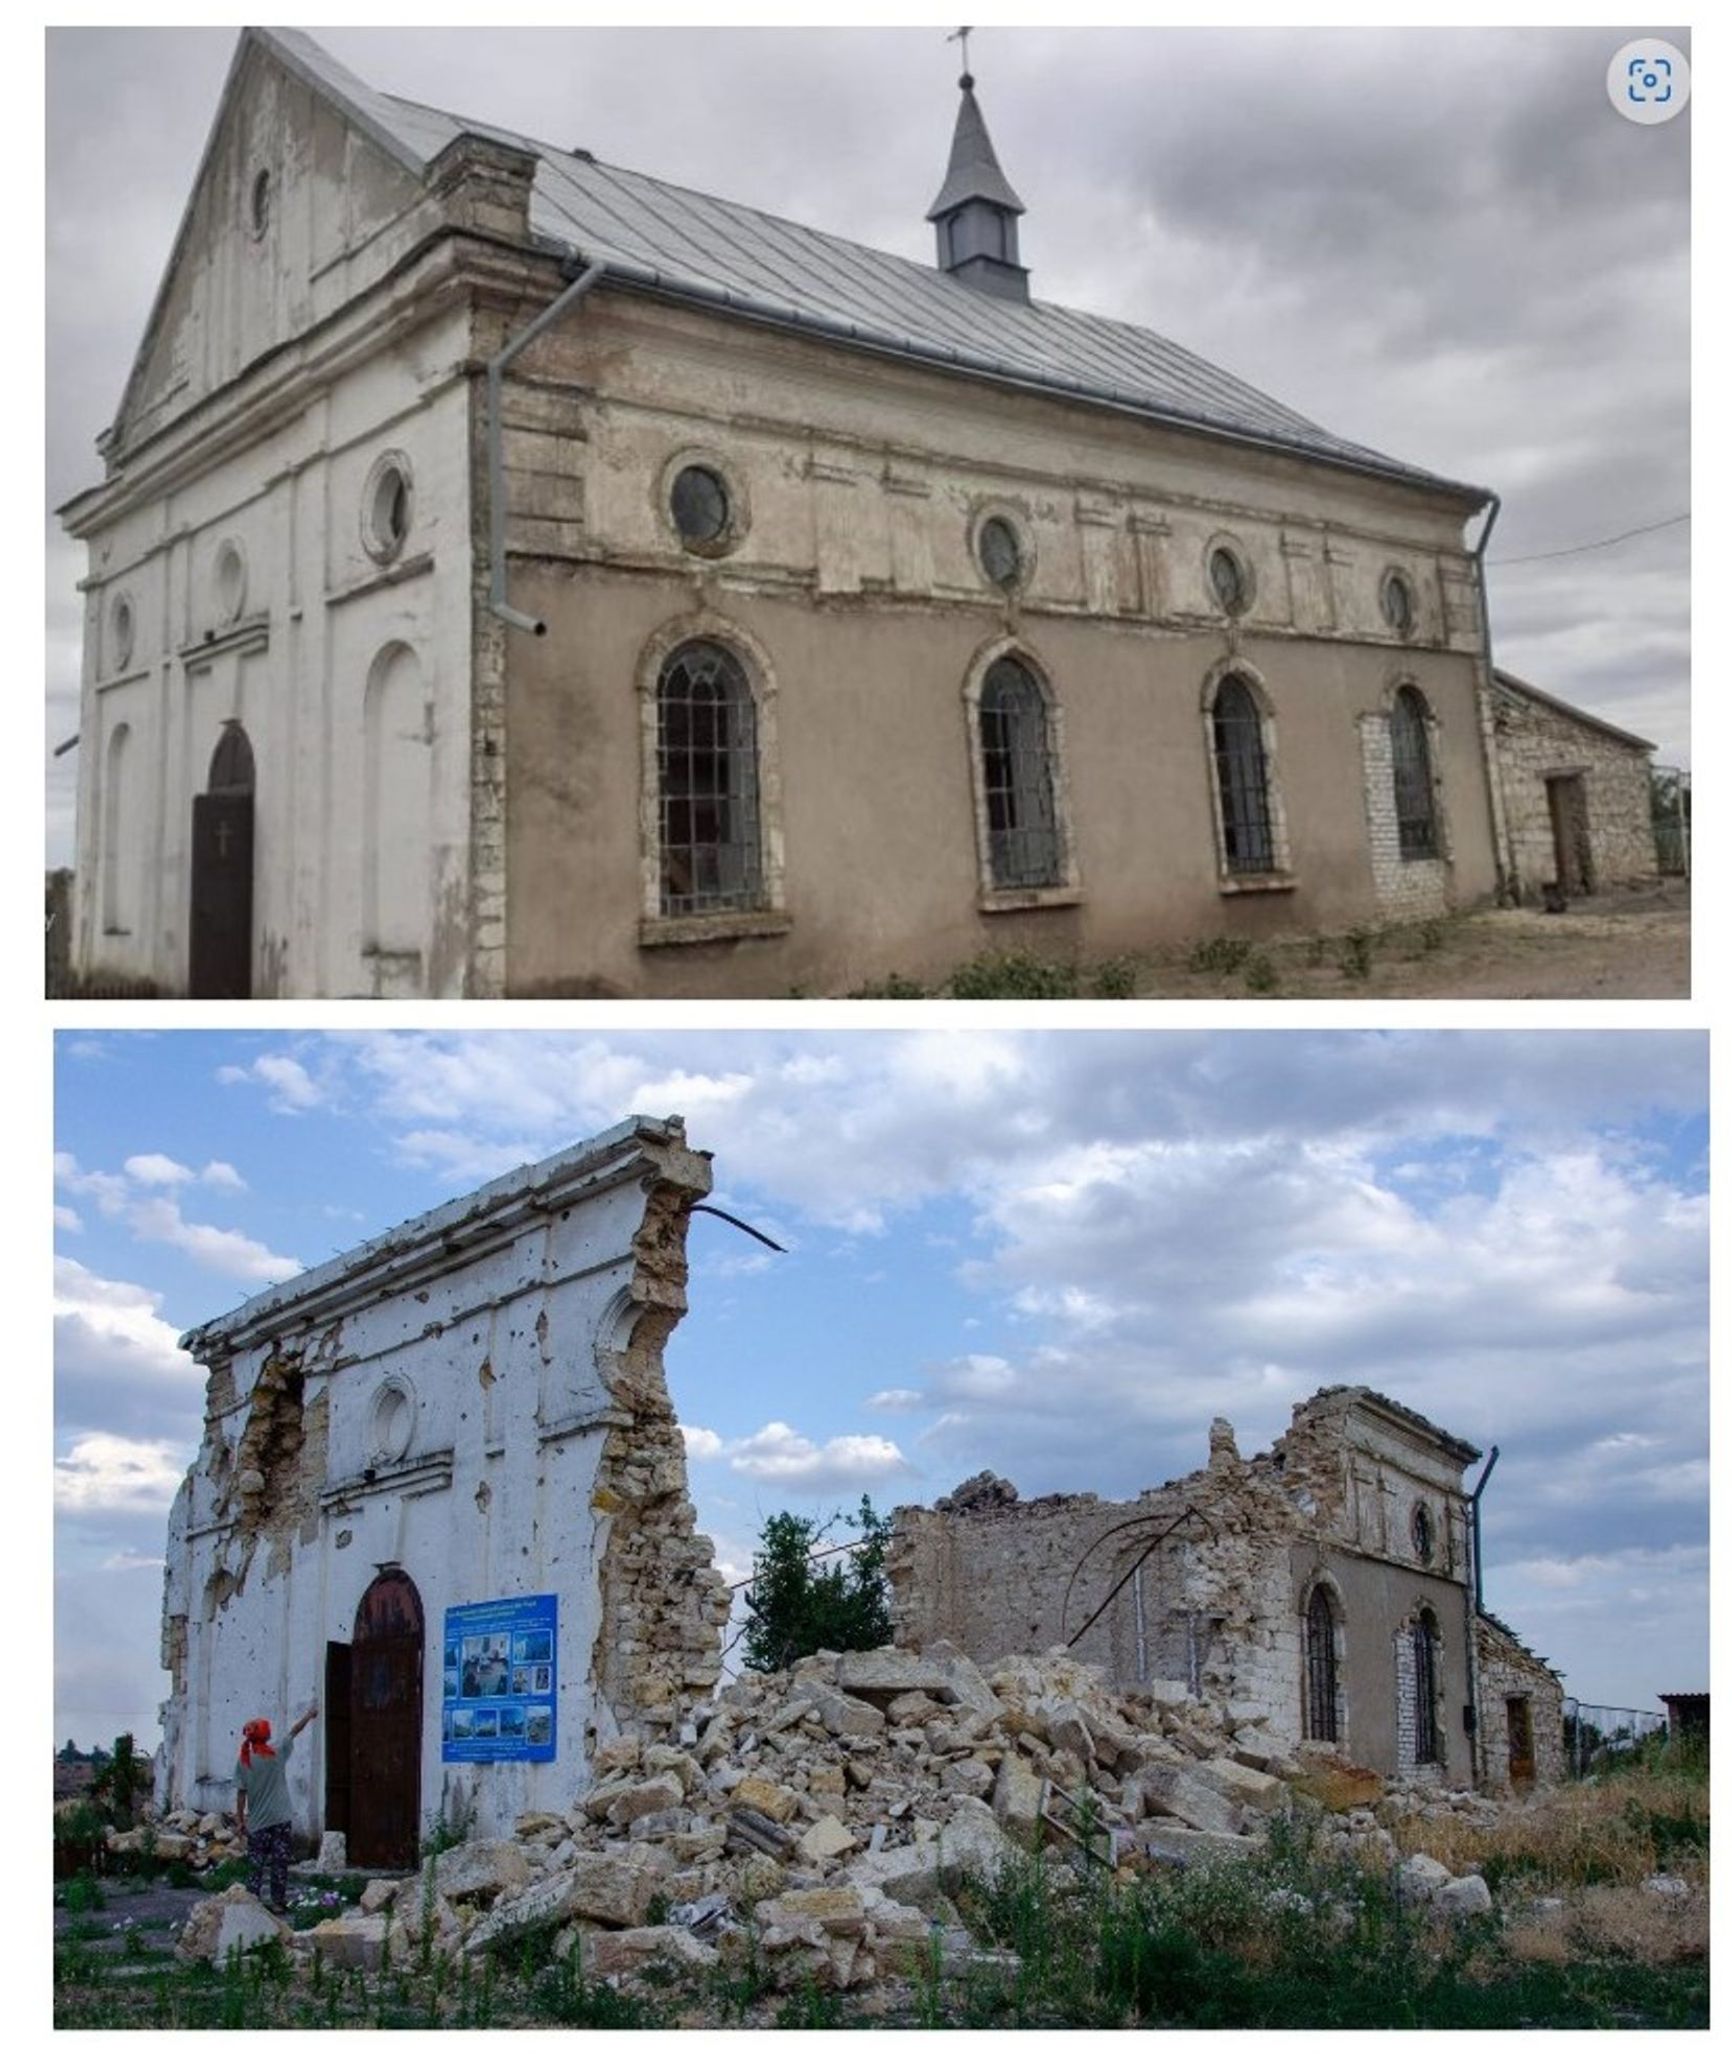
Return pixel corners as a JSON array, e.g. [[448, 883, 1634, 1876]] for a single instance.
[[157, 1119, 729, 1847]]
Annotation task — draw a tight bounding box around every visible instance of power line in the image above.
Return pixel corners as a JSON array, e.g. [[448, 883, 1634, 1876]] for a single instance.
[[1489, 512, 1690, 568]]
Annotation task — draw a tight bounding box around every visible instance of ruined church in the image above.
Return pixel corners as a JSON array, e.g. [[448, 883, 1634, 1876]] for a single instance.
[[157, 1121, 1560, 1867], [64, 26, 1555, 1000]]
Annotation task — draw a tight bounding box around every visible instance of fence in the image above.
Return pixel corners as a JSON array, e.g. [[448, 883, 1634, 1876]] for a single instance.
[[1561, 1697, 1669, 1779], [1651, 765, 1691, 876]]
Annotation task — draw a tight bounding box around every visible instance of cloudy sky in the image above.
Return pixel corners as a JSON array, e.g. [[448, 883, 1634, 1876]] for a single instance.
[[55, 1029, 1705, 1748], [43, 18, 1690, 862]]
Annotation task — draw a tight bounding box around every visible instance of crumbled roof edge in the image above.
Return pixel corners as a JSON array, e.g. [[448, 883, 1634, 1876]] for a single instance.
[[1476, 1608, 1561, 1680], [178, 1113, 695, 1357], [1302, 1384, 1482, 1465], [1493, 668, 1658, 754]]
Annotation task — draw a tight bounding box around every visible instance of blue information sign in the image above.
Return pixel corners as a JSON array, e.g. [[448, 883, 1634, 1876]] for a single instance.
[[440, 1593, 558, 1763]]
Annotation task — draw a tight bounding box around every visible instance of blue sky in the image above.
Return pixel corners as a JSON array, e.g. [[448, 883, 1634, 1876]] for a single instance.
[[54, 1029, 1707, 1748]]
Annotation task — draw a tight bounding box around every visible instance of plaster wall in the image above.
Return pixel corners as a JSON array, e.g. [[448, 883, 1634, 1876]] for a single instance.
[[494, 296, 1498, 996], [157, 1119, 728, 1841]]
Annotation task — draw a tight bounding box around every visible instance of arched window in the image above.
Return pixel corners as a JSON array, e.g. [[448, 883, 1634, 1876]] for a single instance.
[[979, 657, 1062, 889], [1390, 686, 1438, 859], [656, 640, 763, 916], [1412, 1609, 1441, 1764], [207, 722, 255, 796], [1304, 1586, 1340, 1743], [1211, 674, 1275, 873]]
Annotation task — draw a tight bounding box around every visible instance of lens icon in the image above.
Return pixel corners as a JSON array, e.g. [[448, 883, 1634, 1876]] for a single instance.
[[1607, 38, 1691, 124]]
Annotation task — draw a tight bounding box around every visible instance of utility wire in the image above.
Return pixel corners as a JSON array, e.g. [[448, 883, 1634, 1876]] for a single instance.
[[1489, 512, 1689, 568]]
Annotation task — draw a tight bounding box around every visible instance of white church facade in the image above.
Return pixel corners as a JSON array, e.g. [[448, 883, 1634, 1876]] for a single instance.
[[65, 28, 1539, 999]]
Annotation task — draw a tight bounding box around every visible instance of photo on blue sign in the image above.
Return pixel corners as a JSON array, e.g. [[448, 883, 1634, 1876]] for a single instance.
[[442, 1594, 558, 1763]]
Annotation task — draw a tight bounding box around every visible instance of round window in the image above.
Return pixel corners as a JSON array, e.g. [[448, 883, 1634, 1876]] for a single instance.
[[362, 455, 413, 563], [1381, 570, 1415, 635], [111, 593, 135, 672], [1209, 545, 1250, 616], [977, 515, 1025, 591], [670, 464, 731, 548], [370, 1381, 415, 1465], [249, 168, 271, 239], [214, 541, 247, 624], [1412, 1503, 1434, 1564]]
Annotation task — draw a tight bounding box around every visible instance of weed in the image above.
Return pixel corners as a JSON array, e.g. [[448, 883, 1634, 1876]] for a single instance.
[[62, 1870, 106, 1915], [1189, 936, 1252, 976], [846, 973, 929, 999], [948, 950, 1079, 1000], [1243, 950, 1279, 994], [1338, 927, 1376, 981], [1089, 955, 1139, 999]]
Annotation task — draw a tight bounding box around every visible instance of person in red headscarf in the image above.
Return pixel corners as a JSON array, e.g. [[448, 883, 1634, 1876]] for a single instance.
[[235, 1700, 319, 1912]]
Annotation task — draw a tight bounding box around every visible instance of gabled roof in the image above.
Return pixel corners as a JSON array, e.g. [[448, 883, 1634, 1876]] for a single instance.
[[1493, 668, 1657, 754], [229, 28, 1484, 503]]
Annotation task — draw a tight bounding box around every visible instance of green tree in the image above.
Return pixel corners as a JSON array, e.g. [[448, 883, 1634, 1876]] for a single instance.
[[741, 1496, 893, 1673], [87, 1732, 151, 1828]]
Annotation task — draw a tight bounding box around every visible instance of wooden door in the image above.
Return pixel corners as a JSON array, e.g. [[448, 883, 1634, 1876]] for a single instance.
[[347, 1571, 424, 1869], [1546, 775, 1593, 897], [189, 723, 257, 998], [1507, 1695, 1536, 1786]]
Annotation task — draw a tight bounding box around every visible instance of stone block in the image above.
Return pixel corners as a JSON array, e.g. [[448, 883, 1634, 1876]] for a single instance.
[[759, 1885, 868, 1938], [730, 1776, 800, 1824], [992, 1752, 1046, 1850], [1139, 1766, 1245, 1837], [1289, 1760, 1385, 1813], [422, 1838, 533, 1904], [796, 1814, 859, 1865], [1135, 1822, 1261, 1868], [176, 1886, 292, 1964], [610, 1775, 685, 1826], [582, 1925, 719, 1980], [1434, 1874, 1493, 1918], [303, 1913, 389, 1971], [464, 1851, 657, 1953], [1197, 1757, 1288, 1814], [315, 1831, 347, 1872]]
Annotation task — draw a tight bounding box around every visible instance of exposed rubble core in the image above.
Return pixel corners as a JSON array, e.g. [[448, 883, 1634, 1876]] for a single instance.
[[889, 1387, 1562, 1794]]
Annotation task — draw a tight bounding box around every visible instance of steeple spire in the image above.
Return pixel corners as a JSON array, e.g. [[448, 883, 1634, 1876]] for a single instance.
[[926, 47, 1029, 302]]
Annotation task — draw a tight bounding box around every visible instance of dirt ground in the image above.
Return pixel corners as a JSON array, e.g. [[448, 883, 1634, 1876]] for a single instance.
[[1137, 881, 1690, 1002]]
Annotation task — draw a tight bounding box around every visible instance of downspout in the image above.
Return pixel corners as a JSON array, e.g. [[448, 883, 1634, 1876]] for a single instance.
[[1468, 494, 1515, 903], [486, 260, 609, 635], [1464, 1444, 1500, 1787]]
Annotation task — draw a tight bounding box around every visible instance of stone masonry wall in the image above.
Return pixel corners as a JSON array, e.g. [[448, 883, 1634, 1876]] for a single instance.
[[1492, 684, 1657, 898], [1475, 1614, 1567, 1793]]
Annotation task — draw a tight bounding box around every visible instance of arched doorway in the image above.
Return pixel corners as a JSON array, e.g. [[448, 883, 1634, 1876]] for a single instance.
[[327, 1568, 424, 1869], [189, 721, 255, 997]]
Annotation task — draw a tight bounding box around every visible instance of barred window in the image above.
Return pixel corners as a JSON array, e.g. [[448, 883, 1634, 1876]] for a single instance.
[[1413, 1610, 1441, 1764], [979, 658, 1061, 889], [1390, 685, 1438, 859], [1211, 675, 1275, 873], [1304, 1587, 1339, 1743], [656, 641, 762, 916]]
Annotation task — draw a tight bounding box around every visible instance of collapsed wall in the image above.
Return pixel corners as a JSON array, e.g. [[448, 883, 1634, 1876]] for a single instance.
[[158, 1116, 730, 1851], [890, 1388, 1552, 1792]]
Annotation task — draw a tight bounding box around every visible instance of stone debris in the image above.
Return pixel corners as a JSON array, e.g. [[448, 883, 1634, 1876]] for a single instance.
[[171, 1642, 1523, 1995], [175, 1884, 292, 1963]]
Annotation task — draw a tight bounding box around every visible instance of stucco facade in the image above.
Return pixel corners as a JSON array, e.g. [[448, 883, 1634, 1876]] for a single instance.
[[62, 28, 1528, 999], [888, 1388, 1563, 1792], [156, 1118, 729, 1858]]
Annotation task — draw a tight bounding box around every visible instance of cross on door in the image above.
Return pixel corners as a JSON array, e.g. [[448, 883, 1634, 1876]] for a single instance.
[[214, 818, 234, 861]]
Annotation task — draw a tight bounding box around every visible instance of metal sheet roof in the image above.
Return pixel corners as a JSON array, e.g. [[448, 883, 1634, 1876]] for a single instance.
[[261, 28, 1484, 499]]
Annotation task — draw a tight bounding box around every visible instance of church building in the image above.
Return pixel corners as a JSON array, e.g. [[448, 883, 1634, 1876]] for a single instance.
[[64, 27, 1517, 998]]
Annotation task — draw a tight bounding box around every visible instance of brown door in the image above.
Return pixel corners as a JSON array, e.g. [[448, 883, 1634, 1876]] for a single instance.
[[1545, 775, 1594, 897], [347, 1570, 424, 1869], [189, 722, 256, 998], [1507, 1695, 1536, 1786]]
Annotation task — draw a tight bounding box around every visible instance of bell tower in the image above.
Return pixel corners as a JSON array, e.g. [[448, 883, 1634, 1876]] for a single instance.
[[927, 55, 1030, 303]]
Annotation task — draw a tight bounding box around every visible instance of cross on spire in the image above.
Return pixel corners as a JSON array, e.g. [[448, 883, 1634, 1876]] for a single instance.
[[947, 24, 973, 87]]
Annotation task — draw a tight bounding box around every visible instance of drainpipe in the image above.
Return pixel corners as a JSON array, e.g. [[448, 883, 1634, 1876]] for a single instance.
[[1468, 494, 1514, 902], [1463, 1445, 1500, 1786], [486, 261, 609, 635]]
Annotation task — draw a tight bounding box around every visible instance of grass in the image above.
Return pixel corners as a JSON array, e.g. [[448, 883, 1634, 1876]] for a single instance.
[[55, 1751, 1708, 2030]]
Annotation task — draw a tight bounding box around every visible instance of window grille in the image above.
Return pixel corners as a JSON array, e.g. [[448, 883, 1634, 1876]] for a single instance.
[[656, 641, 762, 916], [1304, 1587, 1339, 1742], [1390, 686, 1438, 859], [1212, 676, 1275, 872], [1413, 1611, 1441, 1763], [979, 658, 1061, 889]]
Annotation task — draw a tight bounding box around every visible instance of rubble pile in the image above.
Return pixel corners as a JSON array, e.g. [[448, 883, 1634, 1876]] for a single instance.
[[172, 1643, 1506, 1993], [108, 1809, 243, 1872]]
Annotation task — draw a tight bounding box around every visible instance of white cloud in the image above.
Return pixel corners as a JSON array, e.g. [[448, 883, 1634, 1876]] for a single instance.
[[681, 1425, 725, 1462], [726, 1422, 912, 1491], [55, 1432, 186, 1514], [200, 1160, 246, 1190], [219, 1052, 324, 1111], [54, 1204, 82, 1233], [866, 1388, 925, 1414], [123, 1152, 193, 1186], [126, 1196, 302, 1283]]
